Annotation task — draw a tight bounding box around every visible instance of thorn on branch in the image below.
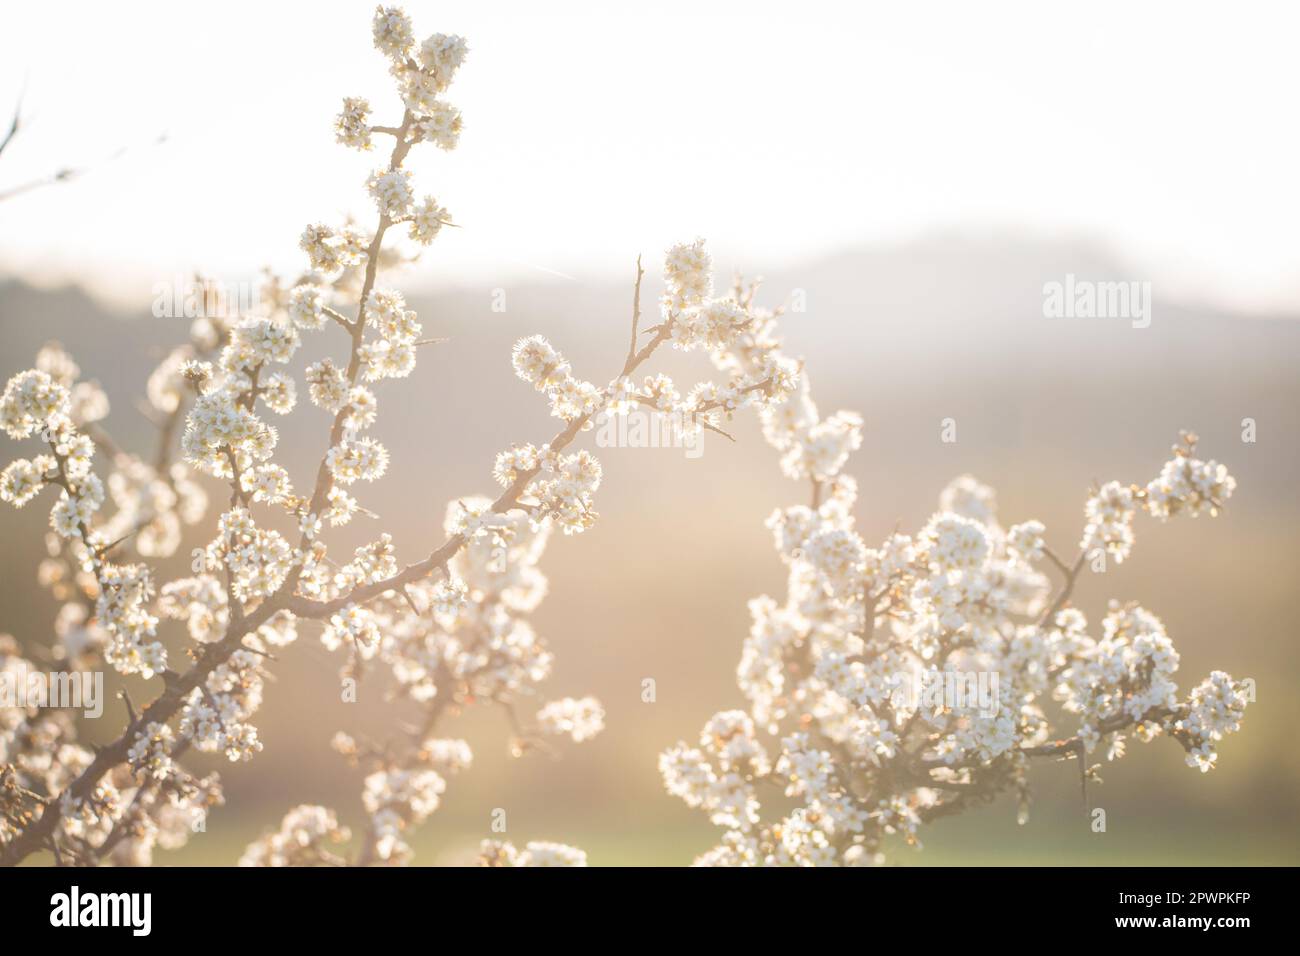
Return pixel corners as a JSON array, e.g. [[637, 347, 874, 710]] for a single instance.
[[120, 690, 138, 726], [95, 526, 141, 557], [625, 255, 644, 371]]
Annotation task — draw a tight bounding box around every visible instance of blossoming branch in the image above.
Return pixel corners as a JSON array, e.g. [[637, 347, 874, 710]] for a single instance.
[[0, 6, 1252, 870], [653, 254, 1250, 863], [0, 7, 790, 868]]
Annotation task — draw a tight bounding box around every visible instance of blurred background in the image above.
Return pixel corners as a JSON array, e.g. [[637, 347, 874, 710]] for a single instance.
[[2, 0, 1298, 864]]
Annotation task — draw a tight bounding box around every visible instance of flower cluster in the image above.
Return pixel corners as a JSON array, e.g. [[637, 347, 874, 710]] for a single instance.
[[239, 805, 351, 867], [499, 243, 801, 538], [344, 6, 462, 242], [477, 839, 588, 867], [178, 648, 269, 763], [1, 351, 194, 680], [536, 696, 606, 743], [1078, 434, 1235, 565], [658, 248, 1252, 866]]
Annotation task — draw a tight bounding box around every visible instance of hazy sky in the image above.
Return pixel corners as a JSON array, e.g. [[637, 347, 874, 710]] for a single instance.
[[2, 0, 1298, 312]]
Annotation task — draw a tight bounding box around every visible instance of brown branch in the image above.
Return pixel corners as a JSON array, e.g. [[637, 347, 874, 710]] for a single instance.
[[1037, 547, 1086, 627]]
